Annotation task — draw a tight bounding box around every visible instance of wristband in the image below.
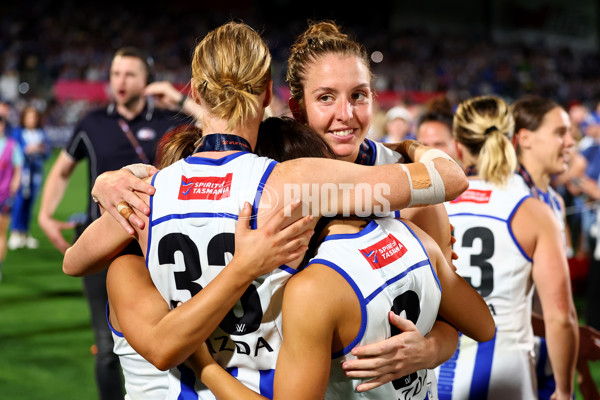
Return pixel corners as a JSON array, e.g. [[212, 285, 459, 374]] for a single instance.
[[121, 163, 152, 179], [400, 161, 446, 207], [419, 148, 456, 164]]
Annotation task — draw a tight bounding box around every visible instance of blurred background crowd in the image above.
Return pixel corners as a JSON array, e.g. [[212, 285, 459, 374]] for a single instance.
[[1, 0, 600, 141], [2, 1, 600, 284], [1, 0, 600, 397]]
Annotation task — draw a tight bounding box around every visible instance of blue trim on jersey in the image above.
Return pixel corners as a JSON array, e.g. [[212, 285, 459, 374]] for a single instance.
[[367, 139, 377, 166], [507, 195, 534, 262], [399, 219, 442, 291], [535, 337, 556, 400], [177, 365, 199, 399], [447, 212, 506, 224], [105, 302, 124, 337], [394, 210, 401, 219], [438, 338, 461, 400], [469, 329, 497, 400], [449, 202, 534, 263], [278, 263, 299, 275], [259, 369, 275, 399], [146, 171, 160, 270], [322, 220, 378, 242], [308, 258, 368, 359], [251, 159, 278, 230], [183, 151, 249, 166], [152, 212, 239, 227], [364, 259, 431, 304]]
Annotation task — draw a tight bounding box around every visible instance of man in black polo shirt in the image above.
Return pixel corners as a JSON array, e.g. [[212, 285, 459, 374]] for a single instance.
[[38, 46, 199, 400]]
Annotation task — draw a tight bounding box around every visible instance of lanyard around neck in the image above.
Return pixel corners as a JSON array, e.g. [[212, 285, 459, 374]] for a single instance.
[[194, 133, 252, 153]]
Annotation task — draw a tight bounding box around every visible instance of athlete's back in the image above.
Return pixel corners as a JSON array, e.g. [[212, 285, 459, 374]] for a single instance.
[[437, 176, 537, 400], [308, 217, 442, 399], [148, 151, 286, 398]]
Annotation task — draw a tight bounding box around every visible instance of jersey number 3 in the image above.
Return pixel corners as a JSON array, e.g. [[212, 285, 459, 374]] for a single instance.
[[461, 226, 494, 297]]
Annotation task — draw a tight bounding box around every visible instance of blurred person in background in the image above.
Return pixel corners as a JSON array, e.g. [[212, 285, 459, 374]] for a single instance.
[[0, 99, 16, 137], [511, 94, 600, 400], [379, 104, 415, 143], [0, 112, 23, 281], [37, 46, 199, 400], [8, 105, 51, 250], [437, 95, 578, 400], [415, 95, 459, 162]]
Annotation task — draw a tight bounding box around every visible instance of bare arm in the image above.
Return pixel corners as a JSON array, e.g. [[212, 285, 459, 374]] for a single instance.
[[107, 202, 314, 371], [273, 155, 468, 215], [92, 146, 468, 235], [38, 150, 78, 253], [428, 230, 495, 342], [62, 210, 134, 276], [517, 199, 579, 399], [273, 264, 348, 400]]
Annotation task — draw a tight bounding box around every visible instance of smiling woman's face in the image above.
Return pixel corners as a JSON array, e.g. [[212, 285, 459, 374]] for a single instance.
[[524, 106, 575, 176], [300, 53, 373, 162]]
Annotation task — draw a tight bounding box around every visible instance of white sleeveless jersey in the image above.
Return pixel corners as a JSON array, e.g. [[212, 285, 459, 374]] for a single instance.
[[108, 308, 169, 400], [513, 172, 566, 242], [435, 176, 537, 400], [307, 218, 441, 400], [147, 152, 292, 399], [370, 139, 404, 165], [370, 140, 403, 218], [514, 172, 566, 400]]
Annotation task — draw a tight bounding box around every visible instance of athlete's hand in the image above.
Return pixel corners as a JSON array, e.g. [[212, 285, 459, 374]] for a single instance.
[[343, 312, 436, 392], [234, 200, 314, 278], [91, 168, 157, 235]]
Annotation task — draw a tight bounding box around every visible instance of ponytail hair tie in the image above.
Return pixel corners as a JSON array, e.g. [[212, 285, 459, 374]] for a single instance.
[[484, 126, 498, 136]]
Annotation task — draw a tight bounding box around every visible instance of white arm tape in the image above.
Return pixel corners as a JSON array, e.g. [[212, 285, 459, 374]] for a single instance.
[[121, 163, 152, 179], [419, 148, 456, 164], [400, 161, 446, 207]]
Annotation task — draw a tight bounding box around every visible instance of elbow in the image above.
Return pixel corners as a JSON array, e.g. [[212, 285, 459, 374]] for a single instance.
[[145, 349, 183, 371], [466, 310, 496, 343], [148, 358, 173, 372], [546, 308, 579, 334], [478, 319, 496, 343], [451, 171, 469, 200], [62, 248, 81, 277], [438, 160, 469, 201]]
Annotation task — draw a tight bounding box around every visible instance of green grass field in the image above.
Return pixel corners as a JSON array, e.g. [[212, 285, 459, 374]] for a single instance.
[[0, 149, 98, 398], [0, 149, 598, 399]]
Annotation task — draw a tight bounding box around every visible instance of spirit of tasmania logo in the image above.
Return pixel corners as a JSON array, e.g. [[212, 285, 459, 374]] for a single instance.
[[359, 233, 407, 270], [450, 189, 492, 204], [179, 173, 233, 200]]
